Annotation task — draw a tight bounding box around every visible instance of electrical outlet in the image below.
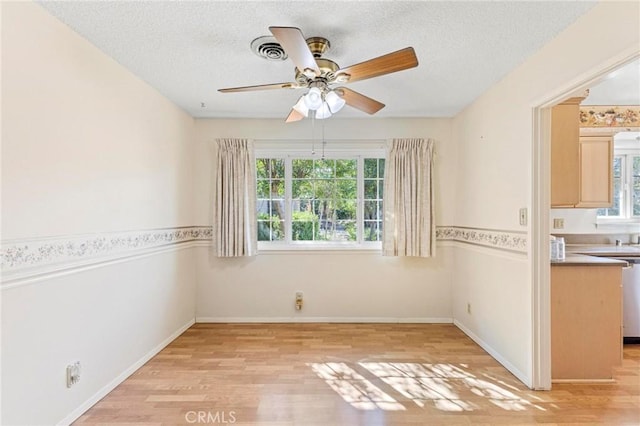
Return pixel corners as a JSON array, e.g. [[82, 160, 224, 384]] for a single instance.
[[66, 361, 81, 388], [553, 218, 564, 229], [467, 303, 471, 314], [295, 292, 303, 311]]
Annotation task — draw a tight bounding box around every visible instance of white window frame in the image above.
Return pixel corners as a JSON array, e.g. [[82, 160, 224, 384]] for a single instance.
[[255, 144, 385, 252], [597, 148, 640, 223]]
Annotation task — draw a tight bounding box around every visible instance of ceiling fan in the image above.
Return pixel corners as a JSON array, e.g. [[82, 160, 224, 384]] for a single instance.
[[218, 26, 419, 122]]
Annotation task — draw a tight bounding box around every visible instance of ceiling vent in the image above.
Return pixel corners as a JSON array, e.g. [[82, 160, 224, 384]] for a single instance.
[[251, 36, 288, 61]]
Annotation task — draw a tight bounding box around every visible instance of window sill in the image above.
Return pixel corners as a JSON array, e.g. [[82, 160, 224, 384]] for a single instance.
[[257, 242, 382, 254], [595, 218, 640, 230]]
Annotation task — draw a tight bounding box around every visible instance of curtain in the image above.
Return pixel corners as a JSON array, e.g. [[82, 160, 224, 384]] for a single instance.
[[382, 138, 435, 257], [213, 138, 257, 257]]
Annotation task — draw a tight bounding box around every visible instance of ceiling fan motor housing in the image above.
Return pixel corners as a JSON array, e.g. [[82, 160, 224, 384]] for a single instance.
[[295, 57, 339, 86], [305, 36, 331, 57]]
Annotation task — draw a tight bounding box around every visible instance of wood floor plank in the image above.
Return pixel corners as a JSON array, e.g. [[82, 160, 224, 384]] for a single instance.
[[73, 324, 640, 425]]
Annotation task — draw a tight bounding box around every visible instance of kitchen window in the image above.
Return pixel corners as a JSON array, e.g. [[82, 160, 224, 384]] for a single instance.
[[597, 151, 640, 221], [256, 152, 385, 250]]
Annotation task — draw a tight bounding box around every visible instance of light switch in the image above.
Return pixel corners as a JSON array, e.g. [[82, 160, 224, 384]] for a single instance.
[[519, 208, 527, 226], [553, 218, 564, 229]]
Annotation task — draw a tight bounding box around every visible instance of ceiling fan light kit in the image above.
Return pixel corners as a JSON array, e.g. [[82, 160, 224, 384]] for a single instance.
[[303, 87, 324, 110], [325, 90, 346, 113], [218, 26, 419, 122]]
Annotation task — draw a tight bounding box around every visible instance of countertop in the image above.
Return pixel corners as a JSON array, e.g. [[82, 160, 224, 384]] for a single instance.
[[551, 253, 628, 266], [566, 244, 640, 258]]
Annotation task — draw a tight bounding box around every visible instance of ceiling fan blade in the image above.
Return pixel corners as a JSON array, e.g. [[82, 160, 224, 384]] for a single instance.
[[218, 82, 298, 93], [269, 26, 320, 76], [335, 87, 385, 115], [336, 47, 418, 83], [285, 108, 305, 123]]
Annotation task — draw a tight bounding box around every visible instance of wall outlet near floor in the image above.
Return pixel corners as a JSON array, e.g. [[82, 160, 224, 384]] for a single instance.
[[66, 361, 81, 388], [553, 218, 565, 229], [295, 292, 303, 311], [467, 303, 472, 314]]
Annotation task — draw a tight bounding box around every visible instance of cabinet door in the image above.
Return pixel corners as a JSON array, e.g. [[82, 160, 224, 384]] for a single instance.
[[551, 102, 581, 207], [551, 265, 622, 380], [576, 136, 613, 208]]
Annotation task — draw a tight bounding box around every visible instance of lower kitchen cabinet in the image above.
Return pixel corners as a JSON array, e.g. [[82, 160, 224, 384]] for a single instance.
[[551, 263, 622, 381]]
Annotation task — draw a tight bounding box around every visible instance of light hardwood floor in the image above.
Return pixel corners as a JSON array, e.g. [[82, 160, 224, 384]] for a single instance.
[[74, 324, 640, 425]]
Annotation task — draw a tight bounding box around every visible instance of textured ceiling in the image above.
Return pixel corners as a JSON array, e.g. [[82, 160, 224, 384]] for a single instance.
[[37, 1, 598, 119]]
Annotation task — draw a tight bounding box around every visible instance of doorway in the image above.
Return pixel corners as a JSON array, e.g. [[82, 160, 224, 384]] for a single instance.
[[531, 51, 640, 389]]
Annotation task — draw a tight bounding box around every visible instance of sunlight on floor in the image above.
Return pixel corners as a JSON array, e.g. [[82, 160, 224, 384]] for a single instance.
[[309, 361, 545, 412], [309, 362, 406, 410]]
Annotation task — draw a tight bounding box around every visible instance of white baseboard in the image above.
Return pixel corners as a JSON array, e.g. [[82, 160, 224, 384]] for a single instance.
[[57, 318, 195, 426], [453, 319, 532, 388], [196, 316, 453, 324]]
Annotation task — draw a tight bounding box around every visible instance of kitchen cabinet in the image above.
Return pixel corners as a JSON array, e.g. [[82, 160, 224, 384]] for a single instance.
[[576, 136, 613, 208], [550, 97, 614, 208], [551, 97, 582, 207], [551, 262, 623, 381]]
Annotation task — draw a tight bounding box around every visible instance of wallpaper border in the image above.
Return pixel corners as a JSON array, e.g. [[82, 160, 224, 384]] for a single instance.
[[1, 226, 212, 285], [2, 225, 526, 285], [436, 226, 528, 254]]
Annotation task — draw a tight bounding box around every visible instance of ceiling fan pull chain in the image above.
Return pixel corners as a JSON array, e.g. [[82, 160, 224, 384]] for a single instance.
[[322, 120, 326, 159], [311, 112, 316, 155]]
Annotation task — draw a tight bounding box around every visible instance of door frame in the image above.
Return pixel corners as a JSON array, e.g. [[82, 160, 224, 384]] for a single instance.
[[531, 48, 640, 389]]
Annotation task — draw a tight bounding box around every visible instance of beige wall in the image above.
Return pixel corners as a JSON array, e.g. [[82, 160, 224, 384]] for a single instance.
[[2, 3, 195, 239], [194, 118, 457, 321], [1, 3, 196, 424], [452, 0, 640, 386]]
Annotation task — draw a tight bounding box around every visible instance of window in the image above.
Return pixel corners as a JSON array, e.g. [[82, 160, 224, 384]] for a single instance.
[[597, 151, 640, 220], [256, 154, 385, 248]]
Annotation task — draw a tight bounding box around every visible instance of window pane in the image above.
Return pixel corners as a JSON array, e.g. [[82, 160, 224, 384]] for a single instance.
[[292, 211, 319, 241], [364, 200, 382, 220], [364, 158, 377, 178], [314, 159, 334, 178], [378, 159, 385, 178], [271, 179, 284, 197], [364, 221, 381, 241], [292, 159, 313, 178], [364, 179, 377, 199], [272, 159, 285, 178], [315, 179, 335, 199], [598, 156, 622, 217], [257, 215, 284, 241], [336, 160, 357, 178], [257, 180, 270, 198], [292, 179, 313, 199], [256, 158, 269, 179], [335, 221, 357, 241], [337, 179, 356, 197], [335, 200, 356, 220], [270, 199, 285, 218]]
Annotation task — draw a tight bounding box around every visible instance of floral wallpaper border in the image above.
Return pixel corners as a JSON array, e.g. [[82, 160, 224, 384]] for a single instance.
[[579, 106, 640, 127], [436, 226, 527, 253], [1, 225, 526, 283], [1, 226, 212, 280]]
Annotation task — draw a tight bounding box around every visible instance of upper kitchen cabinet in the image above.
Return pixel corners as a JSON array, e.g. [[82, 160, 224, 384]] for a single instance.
[[550, 96, 614, 208], [576, 136, 613, 208], [551, 96, 582, 207]]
